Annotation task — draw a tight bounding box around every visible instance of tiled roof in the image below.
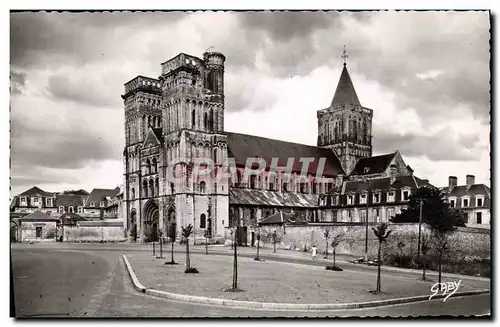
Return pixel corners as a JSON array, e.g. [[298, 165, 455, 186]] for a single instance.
[[18, 186, 53, 197], [342, 175, 417, 194], [229, 188, 320, 207], [55, 195, 85, 207], [350, 153, 396, 176], [59, 212, 86, 225], [414, 176, 434, 188], [258, 211, 309, 226], [226, 132, 345, 176], [258, 212, 286, 225], [444, 184, 490, 198], [330, 65, 361, 107], [85, 188, 120, 206], [20, 210, 58, 221]]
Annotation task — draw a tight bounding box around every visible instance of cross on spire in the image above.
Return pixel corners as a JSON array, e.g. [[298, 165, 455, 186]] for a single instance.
[[341, 45, 348, 66]]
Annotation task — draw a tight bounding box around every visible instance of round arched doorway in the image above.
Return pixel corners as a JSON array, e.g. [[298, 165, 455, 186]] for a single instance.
[[143, 200, 159, 242]]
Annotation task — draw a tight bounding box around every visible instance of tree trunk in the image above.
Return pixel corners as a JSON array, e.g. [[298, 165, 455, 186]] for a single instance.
[[256, 240, 260, 259], [324, 238, 328, 259], [333, 247, 336, 267], [232, 231, 238, 289], [171, 241, 175, 263], [376, 242, 381, 292], [159, 237, 163, 258], [205, 236, 208, 255], [186, 239, 190, 270], [422, 256, 427, 280], [438, 250, 442, 289]]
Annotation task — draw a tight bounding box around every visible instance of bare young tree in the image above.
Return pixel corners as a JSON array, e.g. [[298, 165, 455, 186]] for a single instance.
[[254, 232, 261, 261], [323, 229, 331, 259], [371, 223, 392, 293], [326, 231, 344, 271], [182, 224, 198, 273], [397, 241, 406, 267]]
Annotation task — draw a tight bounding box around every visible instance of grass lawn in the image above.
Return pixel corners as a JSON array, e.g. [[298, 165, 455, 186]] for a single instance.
[[126, 252, 487, 304]]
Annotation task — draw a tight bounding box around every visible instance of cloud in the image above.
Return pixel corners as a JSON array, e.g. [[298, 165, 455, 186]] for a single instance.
[[10, 70, 26, 94], [373, 127, 485, 161]]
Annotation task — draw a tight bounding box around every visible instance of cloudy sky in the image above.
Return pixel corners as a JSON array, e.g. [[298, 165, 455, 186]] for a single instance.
[[10, 11, 490, 196]]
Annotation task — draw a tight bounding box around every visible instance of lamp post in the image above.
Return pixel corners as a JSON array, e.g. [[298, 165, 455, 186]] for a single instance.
[[417, 199, 423, 260], [364, 178, 370, 262]]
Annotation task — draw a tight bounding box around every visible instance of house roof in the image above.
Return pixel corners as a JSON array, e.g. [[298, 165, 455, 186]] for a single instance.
[[258, 211, 309, 226], [331, 65, 361, 107], [18, 186, 53, 197], [258, 212, 286, 225], [226, 132, 345, 176], [229, 188, 320, 207], [20, 210, 58, 221], [59, 212, 86, 225], [350, 153, 396, 176], [55, 195, 85, 207], [443, 184, 491, 198], [342, 175, 418, 194], [85, 188, 120, 206]]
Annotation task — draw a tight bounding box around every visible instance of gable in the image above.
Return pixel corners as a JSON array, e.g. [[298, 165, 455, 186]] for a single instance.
[[350, 153, 396, 176], [383, 151, 410, 176], [143, 128, 161, 148]]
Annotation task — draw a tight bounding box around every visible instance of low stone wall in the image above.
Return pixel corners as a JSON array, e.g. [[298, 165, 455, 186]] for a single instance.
[[256, 223, 491, 260], [63, 221, 126, 242], [20, 221, 57, 242]]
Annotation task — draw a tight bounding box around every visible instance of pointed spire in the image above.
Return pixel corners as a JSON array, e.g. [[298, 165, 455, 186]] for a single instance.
[[331, 46, 361, 107]]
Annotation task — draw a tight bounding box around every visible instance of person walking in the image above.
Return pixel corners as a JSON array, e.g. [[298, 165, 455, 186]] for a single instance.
[[311, 245, 317, 260]]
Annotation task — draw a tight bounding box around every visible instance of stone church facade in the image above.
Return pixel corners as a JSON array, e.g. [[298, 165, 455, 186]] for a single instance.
[[122, 51, 429, 244]]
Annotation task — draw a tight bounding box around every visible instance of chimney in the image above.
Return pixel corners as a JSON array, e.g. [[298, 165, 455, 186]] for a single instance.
[[335, 174, 344, 187], [448, 176, 457, 192], [389, 164, 397, 184], [466, 174, 475, 189]]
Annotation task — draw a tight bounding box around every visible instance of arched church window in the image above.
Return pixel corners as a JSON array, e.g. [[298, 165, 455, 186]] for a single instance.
[[149, 179, 155, 198], [143, 180, 148, 198], [146, 159, 151, 175], [155, 177, 159, 196], [210, 108, 215, 130], [204, 112, 208, 129], [191, 110, 196, 128], [152, 157, 157, 174], [170, 182, 175, 194], [131, 188, 135, 200], [200, 213, 206, 229], [200, 181, 206, 194]]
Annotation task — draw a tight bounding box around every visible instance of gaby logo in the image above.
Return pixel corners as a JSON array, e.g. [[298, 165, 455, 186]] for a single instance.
[[429, 280, 462, 302]]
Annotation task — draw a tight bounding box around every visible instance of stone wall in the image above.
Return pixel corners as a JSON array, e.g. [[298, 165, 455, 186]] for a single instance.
[[63, 222, 126, 242], [20, 221, 57, 242], [256, 223, 490, 260]]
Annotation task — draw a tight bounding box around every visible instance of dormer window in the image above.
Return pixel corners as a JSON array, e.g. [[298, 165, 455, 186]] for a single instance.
[[450, 199, 456, 208], [78, 206, 83, 214], [387, 191, 395, 202], [360, 193, 367, 204], [59, 206, 64, 213], [68, 206, 74, 213], [462, 198, 469, 207], [347, 194, 354, 205], [373, 192, 380, 203], [46, 198, 53, 207], [20, 197, 27, 206], [401, 189, 411, 201], [476, 197, 484, 207], [100, 201, 105, 208], [90, 201, 95, 207], [364, 167, 370, 174]]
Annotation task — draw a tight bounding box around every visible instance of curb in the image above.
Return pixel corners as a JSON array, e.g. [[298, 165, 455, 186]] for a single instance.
[[122, 255, 146, 293], [122, 255, 489, 311]]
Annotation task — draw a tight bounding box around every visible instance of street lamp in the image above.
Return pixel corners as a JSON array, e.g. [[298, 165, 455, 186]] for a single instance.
[[364, 178, 370, 262], [417, 198, 424, 260]]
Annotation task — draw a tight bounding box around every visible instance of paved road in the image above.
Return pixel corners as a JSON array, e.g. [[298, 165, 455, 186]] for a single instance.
[[11, 244, 491, 318]]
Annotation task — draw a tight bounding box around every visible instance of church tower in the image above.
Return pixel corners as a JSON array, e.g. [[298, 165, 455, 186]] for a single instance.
[[317, 47, 373, 175]]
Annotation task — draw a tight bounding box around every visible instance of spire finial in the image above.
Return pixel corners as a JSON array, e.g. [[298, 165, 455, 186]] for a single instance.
[[341, 45, 348, 66]]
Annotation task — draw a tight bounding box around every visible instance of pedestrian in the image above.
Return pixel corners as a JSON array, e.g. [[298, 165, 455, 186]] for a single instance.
[[311, 245, 317, 260]]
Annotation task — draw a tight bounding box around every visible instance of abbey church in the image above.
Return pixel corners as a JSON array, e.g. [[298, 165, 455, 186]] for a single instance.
[[122, 51, 431, 244]]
